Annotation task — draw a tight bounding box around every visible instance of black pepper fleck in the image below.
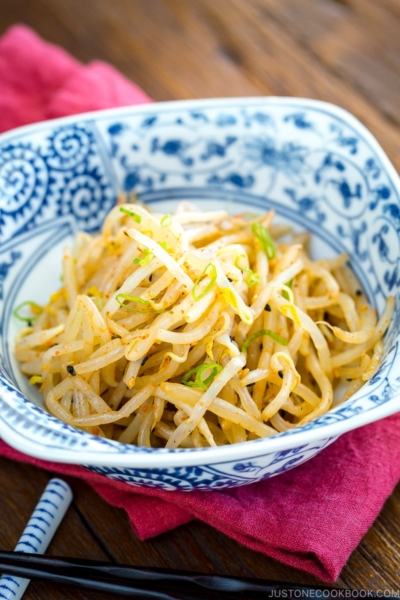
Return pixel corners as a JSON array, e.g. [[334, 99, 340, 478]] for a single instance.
[[27, 320, 33, 328], [230, 336, 234, 342], [141, 356, 149, 366], [67, 365, 76, 376], [347, 378, 352, 382], [278, 370, 284, 379], [149, 274, 153, 282], [264, 303, 271, 312], [355, 289, 362, 297], [227, 277, 233, 282], [260, 344, 263, 351]]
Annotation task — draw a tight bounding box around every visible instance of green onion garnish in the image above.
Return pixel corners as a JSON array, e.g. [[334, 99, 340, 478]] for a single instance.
[[251, 223, 276, 259], [115, 294, 164, 313], [265, 330, 289, 346], [13, 301, 43, 323], [160, 214, 172, 228], [159, 241, 171, 251], [192, 263, 217, 301], [282, 280, 293, 301], [242, 329, 288, 353], [120, 207, 141, 223], [133, 248, 154, 266], [182, 362, 223, 390], [245, 271, 261, 288]]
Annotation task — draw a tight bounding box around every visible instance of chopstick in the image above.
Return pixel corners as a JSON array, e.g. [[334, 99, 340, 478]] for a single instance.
[[0, 552, 397, 599], [0, 478, 73, 600]]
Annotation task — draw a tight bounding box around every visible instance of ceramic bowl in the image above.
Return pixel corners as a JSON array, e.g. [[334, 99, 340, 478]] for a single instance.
[[1, 97, 400, 491]]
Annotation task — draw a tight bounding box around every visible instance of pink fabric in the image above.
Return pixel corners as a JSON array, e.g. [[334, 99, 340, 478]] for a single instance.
[[0, 24, 398, 582], [0, 24, 150, 131]]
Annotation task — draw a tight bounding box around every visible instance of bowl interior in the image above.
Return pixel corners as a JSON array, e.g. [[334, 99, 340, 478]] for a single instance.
[[5, 197, 339, 409]]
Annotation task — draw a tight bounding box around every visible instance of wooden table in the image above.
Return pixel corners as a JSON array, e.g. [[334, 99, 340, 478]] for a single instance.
[[1, 0, 400, 597]]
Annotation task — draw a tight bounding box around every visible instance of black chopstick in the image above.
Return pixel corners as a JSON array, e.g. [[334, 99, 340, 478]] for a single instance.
[[0, 551, 396, 599]]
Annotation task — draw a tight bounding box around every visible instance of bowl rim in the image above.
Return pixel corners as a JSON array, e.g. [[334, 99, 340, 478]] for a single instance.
[[1, 95, 400, 468]]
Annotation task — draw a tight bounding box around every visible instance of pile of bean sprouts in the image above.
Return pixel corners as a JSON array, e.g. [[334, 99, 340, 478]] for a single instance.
[[14, 200, 394, 448]]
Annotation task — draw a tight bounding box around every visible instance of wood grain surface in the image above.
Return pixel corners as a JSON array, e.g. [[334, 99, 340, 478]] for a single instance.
[[1, 0, 400, 597]]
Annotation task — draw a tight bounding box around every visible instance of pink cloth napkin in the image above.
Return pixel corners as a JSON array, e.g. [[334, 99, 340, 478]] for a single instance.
[[0, 24, 399, 582]]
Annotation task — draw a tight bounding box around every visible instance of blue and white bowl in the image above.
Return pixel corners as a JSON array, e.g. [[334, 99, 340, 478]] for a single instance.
[[1, 97, 400, 492]]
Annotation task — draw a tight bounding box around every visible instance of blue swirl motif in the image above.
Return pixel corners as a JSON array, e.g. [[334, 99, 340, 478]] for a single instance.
[[0, 145, 48, 216], [58, 169, 114, 231], [46, 126, 91, 170], [0, 124, 115, 242], [0, 101, 400, 490], [0, 144, 49, 245]]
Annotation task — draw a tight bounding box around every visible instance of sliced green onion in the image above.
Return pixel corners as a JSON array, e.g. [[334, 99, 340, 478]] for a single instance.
[[133, 248, 154, 266], [192, 263, 217, 301], [245, 271, 261, 288], [160, 214, 172, 228], [182, 362, 223, 390], [115, 293, 164, 313], [282, 280, 292, 301], [159, 241, 171, 251], [119, 207, 141, 223], [251, 222, 276, 260], [140, 249, 154, 265], [13, 301, 43, 323], [242, 329, 288, 353], [265, 330, 289, 346]]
